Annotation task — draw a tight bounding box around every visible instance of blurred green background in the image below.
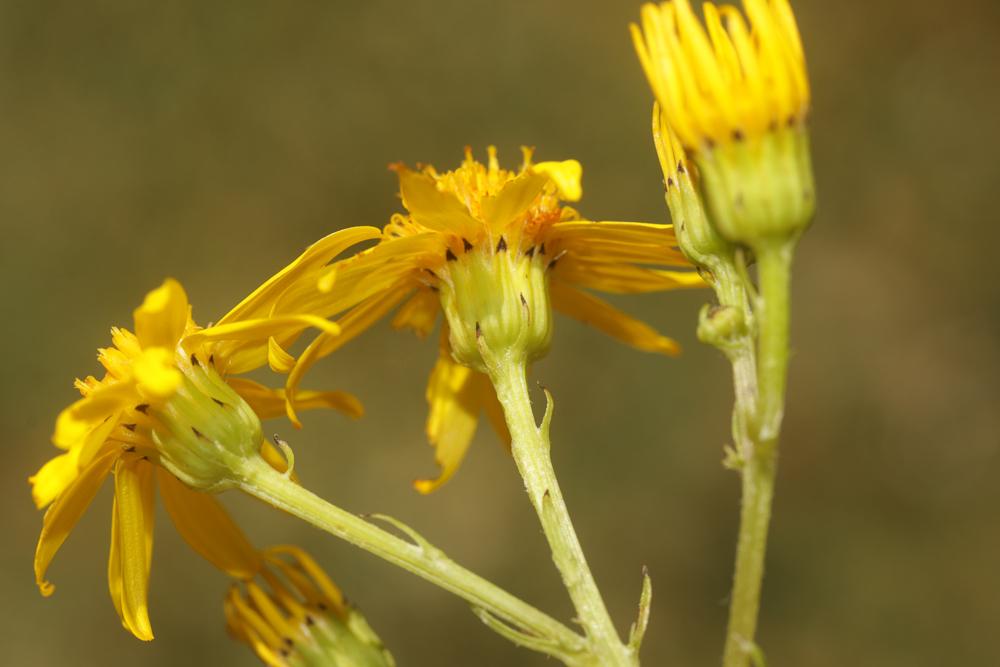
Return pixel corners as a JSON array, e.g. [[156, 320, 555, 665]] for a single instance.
[[3, 0, 999, 665]]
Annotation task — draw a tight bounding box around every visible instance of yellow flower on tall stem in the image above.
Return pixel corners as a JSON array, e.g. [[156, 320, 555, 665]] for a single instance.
[[204, 147, 703, 492], [199, 147, 703, 666], [29, 279, 359, 640], [632, 2, 816, 665], [632, 0, 815, 245]]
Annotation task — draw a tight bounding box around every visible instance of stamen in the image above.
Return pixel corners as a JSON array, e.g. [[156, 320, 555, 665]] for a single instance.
[[445, 248, 457, 261], [462, 238, 474, 252], [496, 236, 507, 252], [135, 404, 150, 414]]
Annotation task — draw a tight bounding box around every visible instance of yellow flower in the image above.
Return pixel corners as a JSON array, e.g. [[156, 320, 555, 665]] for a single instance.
[[30, 279, 360, 641], [200, 148, 704, 493], [632, 0, 815, 245], [226, 545, 395, 667], [632, 0, 808, 150]]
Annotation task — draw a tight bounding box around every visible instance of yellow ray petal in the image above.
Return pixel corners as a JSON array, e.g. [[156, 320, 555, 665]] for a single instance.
[[395, 166, 482, 238], [481, 169, 549, 232], [34, 449, 119, 597], [390, 288, 440, 339], [285, 284, 412, 426], [267, 337, 296, 374], [185, 314, 340, 346], [158, 468, 262, 579], [218, 226, 382, 325], [548, 220, 689, 266], [414, 348, 485, 494], [551, 282, 681, 356], [52, 382, 135, 448], [227, 377, 364, 421], [133, 278, 189, 351], [267, 545, 346, 610], [30, 448, 82, 509], [554, 257, 706, 294], [132, 348, 183, 399], [112, 457, 156, 641], [534, 160, 583, 202]]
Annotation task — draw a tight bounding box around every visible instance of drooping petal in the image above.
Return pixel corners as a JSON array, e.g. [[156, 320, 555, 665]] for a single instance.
[[394, 166, 482, 238], [548, 220, 689, 266], [228, 377, 363, 420], [111, 456, 156, 641], [30, 448, 82, 509], [551, 282, 680, 356], [158, 468, 262, 579], [34, 449, 119, 596], [217, 226, 382, 325], [554, 257, 706, 294], [533, 160, 583, 202], [133, 278, 189, 350], [285, 284, 413, 426], [414, 348, 485, 494]]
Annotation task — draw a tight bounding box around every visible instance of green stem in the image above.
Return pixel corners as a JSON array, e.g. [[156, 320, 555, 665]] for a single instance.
[[489, 359, 636, 667], [721, 239, 794, 667], [235, 458, 587, 663]]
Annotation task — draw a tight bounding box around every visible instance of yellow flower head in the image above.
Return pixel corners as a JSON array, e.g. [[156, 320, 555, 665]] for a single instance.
[[632, 0, 815, 245], [200, 148, 704, 493], [632, 0, 809, 151], [30, 279, 359, 641], [226, 545, 395, 667]]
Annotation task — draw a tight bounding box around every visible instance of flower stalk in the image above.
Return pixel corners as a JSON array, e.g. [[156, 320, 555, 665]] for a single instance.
[[487, 358, 638, 667], [233, 456, 589, 665], [720, 239, 794, 667]]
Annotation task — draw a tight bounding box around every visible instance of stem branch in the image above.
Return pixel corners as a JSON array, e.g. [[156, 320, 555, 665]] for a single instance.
[[235, 458, 586, 663], [489, 359, 636, 667]]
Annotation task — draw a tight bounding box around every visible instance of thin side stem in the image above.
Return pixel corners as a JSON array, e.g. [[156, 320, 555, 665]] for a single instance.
[[721, 239, 794, 667], [235, 458, 587, 663], [489, 359, 636, 667]]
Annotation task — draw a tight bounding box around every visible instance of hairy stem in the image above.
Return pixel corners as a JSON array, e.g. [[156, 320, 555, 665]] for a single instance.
[[722, 240, 794, 667], [489, 359, 637, 667], [236, 458, 587, 664]]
